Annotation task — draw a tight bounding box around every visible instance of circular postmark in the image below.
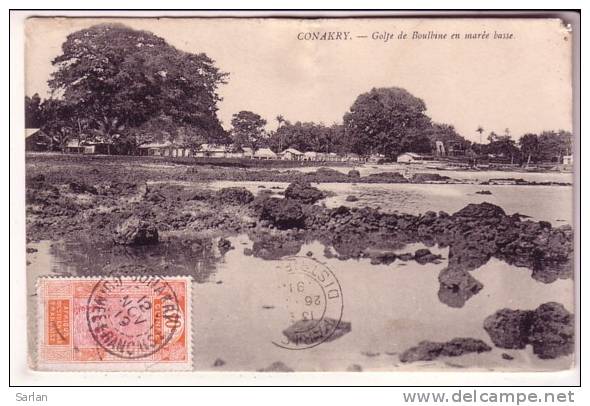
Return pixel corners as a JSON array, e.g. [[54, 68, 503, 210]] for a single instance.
[[272, 256, 344, 350], [86, 274, 184, 359]]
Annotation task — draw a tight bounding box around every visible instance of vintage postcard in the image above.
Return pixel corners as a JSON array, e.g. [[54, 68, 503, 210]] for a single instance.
[[23, 16, 575, 373]]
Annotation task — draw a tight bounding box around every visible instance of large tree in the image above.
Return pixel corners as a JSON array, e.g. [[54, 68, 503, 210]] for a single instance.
[[230, 111, 267, 151], [48, 23, 228, 153], [25, 93, 43, 128], [537, 130, 573, 163], [484, 132, 519, 163], [39, 98, 77, 152], [343, 87, 432, 157], [519, 133, 540, 165]]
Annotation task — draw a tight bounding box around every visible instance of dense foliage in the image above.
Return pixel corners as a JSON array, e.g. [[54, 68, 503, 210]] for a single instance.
[[43, 23, 228, 151]]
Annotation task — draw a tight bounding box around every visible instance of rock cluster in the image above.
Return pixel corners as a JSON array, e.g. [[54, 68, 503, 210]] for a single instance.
[[437, 267, 484, 308], [400, 338, 492, 363], [68, 181, 98, 195], [483, 302, 574, 359], [217, 237, 233, 254], [113, 216, 159, 245], [258, 198, 306, 229], [216, 187, 254, 205], [282, 318, 351, 346], [284, 180, 325, 204]]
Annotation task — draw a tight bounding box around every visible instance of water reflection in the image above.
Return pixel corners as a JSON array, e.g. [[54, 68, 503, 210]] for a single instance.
[[49, 238, 219, 283], [28, 232, 574, 371]]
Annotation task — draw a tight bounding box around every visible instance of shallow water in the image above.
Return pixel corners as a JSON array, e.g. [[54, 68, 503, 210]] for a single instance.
[[200, 181, 573, 224], [285, 164, 574, 184], [27, 233, 573, 372]]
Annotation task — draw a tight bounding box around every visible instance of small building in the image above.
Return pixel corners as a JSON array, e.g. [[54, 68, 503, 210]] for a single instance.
[[343, 153, 362, 162], [397, 152, 429, 164], [25, 128, 52, 151], [279, 148, 304, 160], [83, 142, 111, 155], [253, 148, 278, 160], [138, 141, 174, 156], [302, 151, 318, 161], [196, 144, 229, 158], [64, 139, 85, 154], [224, 147, 244, 159], [563, 155, 573, 165], [241, 147, 254, 158]]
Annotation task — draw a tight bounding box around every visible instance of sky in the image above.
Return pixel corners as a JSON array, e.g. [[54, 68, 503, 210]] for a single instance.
[[25, 17, 573, 142]]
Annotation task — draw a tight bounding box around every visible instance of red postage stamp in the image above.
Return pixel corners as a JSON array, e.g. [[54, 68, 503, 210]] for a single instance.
[[37, 276, 192, 371]]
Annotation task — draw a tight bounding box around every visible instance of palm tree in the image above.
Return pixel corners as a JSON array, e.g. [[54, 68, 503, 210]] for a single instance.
[[276, 115, 285, 151], [476, 126, 484, 144]]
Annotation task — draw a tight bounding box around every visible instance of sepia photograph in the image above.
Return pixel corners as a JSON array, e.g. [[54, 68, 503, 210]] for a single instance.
[[20, 15, 576, 376]]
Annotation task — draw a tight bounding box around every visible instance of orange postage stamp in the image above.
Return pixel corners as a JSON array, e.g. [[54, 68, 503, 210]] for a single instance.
[[37, 276, 192, 371]]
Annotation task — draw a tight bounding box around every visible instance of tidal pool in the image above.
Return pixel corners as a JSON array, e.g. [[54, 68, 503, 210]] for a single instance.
[[27, 232, 573, 372]]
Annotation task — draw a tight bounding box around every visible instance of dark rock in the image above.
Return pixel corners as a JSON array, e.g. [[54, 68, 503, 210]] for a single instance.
[[216, 187, 254, 205], [69, 181, 98, 195], [284, 181, 325, 204], [250, 232, 303, 260], [414, 248, 441, 264], [217, 237, 233, 254], [483, 302, 573, 359], [144, 187, 166, 203], [187, 190, 214, 201], [282, 318, 351, 346], [400, 338, 491, 363], [398, 253, 414, 261], [365, 172, 408, 183], [448, 238, 493, 272], [213, 358, 226, 367], [412, 173, 451, 183], [369, 252, 397, 265], [347, 364, 363, 372], [528, 302, 574, 359], [438, 267, 484, 308], [483, 308, 533, 349], [348, 169, 361, 178], [113, 216, 159, 245], [99, 181, 139, 196], [345, 195, 359, 202], [243, 247, 253, 256], [312, 167, 347, 181], [306, 251, 313, 257], [453, 202, 506, 219], [501, 353, 514, 360], [539, 221, 552, 230], [259, 197, 306, 229], [476, 190, 492, 195], [26, 247, 38, 253]]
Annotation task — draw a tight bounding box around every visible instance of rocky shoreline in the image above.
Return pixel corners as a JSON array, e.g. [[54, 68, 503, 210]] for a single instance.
[[26, 154, 572, 187], [25, 162, 575, 362]]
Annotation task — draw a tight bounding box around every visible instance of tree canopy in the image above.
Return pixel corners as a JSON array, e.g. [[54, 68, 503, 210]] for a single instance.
[[230, 110, 267, 150], [343, 87, 432, 157], [47, 23, 227, 148]]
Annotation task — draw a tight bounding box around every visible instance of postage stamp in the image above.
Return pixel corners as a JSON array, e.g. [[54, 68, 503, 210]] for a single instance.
[[36, 276, 192, 371], [272, 256, 346, 350]]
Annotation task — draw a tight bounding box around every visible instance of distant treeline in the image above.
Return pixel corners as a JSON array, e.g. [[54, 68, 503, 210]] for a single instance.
[[25, 23, 573, 164]]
